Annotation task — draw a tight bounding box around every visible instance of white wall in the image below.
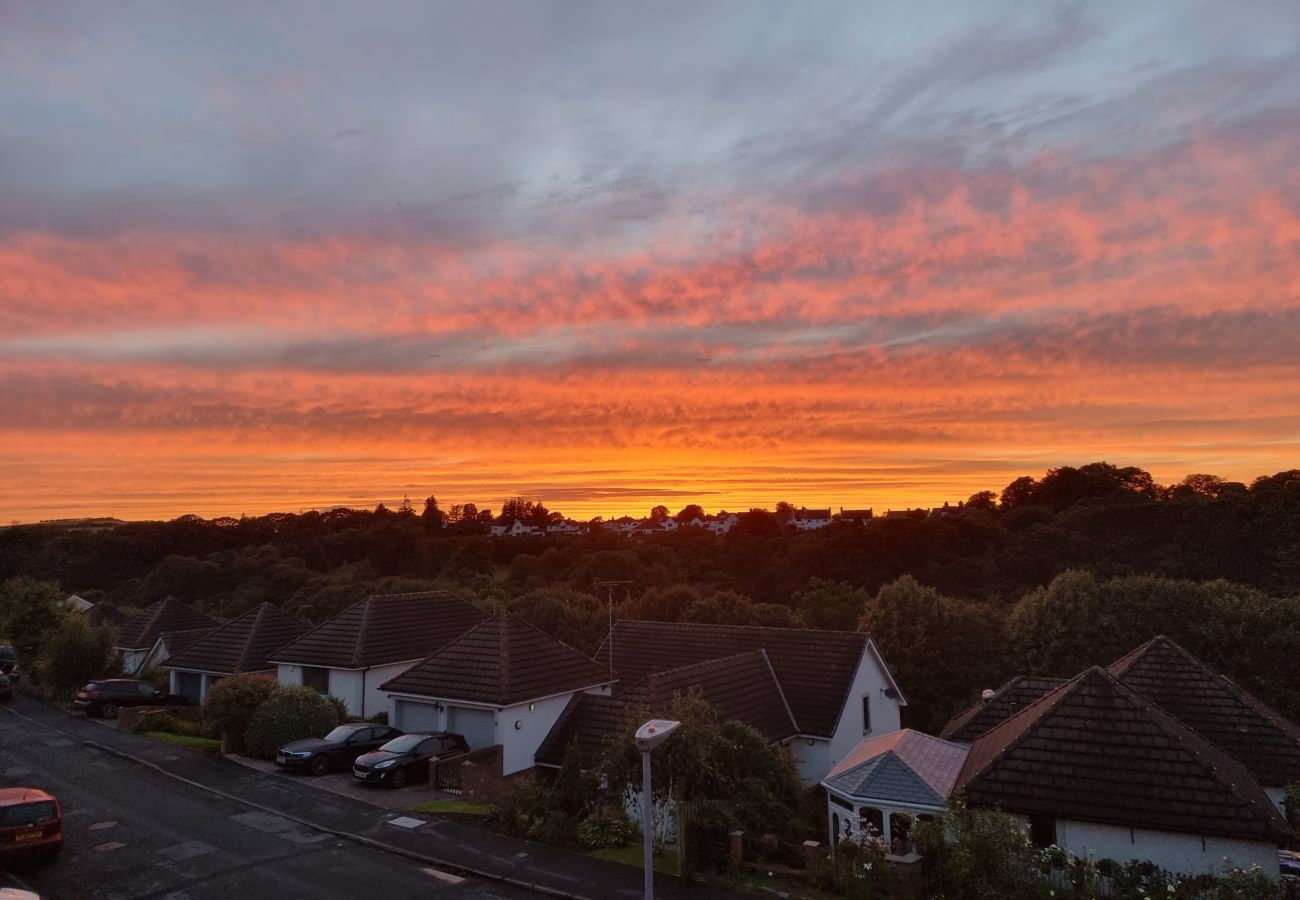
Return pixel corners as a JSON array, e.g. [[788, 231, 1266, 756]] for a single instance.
[[121, 649, 147, 674], [277, 662, 421, 718], [359, 662, 418, 719], [502, 693, 575, 775], [1056, 819, 1279, 881], [1265, 786, 1286, 816], [786, 736, 831, 785], [827, 645, 903, 775]]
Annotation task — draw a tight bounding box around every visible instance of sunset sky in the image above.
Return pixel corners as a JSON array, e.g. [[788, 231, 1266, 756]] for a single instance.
[[3, 1, 1299, 523]]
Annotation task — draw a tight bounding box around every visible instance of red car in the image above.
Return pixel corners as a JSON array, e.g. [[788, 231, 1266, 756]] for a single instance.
[[0, 787, 62, 865]]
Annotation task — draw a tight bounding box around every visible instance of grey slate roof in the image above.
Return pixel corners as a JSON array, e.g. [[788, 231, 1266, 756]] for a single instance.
[[116, 599, 217, 651], [597, 620, 894, 737], [957, 666, 1292, 843], [162, 603, 310, 675], [380, 614, 611, 706], [270, 591, 487, 669], [824, 729, 968, 807]]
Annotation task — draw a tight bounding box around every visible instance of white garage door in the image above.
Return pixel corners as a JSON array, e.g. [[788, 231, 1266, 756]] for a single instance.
[[447, 706, 495, 749], [394, 700, 441, 733]]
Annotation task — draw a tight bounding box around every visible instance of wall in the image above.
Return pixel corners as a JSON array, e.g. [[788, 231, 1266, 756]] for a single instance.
[[121, 649, 147, 674], [359, 661, 419, 719], [786, 736, 830, 785], [1265, 786, 1286, 816], [827, 644, 903, 775], [501, 692, 575, 776], [1056, 819, 1278, 881]]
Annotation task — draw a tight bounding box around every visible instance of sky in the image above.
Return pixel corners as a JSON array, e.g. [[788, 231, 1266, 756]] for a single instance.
[[2, 1, 1299, 523]]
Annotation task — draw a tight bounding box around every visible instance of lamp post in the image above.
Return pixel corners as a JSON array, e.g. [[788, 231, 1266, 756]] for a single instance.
[[634, 718, 681, 900]]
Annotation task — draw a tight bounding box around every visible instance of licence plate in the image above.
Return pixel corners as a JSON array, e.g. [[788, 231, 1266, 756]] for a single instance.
[[14, 830, 42, 842]]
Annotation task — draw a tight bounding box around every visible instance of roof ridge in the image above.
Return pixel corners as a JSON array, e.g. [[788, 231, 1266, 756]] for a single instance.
[[234, 603, 267, 673], [646, 649, 769, 683], [498, 614, 510, 704], [351, 596, 374, 669], [759, 648, 800, 734]]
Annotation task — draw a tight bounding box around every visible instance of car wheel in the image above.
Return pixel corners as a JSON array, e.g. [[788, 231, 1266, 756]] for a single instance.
[[100, 703, 119, 720], [309, 755, 330, 776], [389, 768, 408, 789]]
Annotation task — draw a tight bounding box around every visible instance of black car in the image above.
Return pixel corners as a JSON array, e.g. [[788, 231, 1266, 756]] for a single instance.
[[74, 679, 186, 718], [0, 674, 11, 704], [0, 645, 17, 685], [352, 731, 469, 789], [275, 723, 404, 776]]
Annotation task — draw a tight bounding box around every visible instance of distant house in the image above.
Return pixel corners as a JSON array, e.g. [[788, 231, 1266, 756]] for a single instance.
[[114, 599, 217, 675], [955, 666, 1291, 879], [490, 519, 536, 537], [380, 614, 613, 775], [822, 729, 968, 850], [704, 513, 739, 534], [270, 592, 487, 718], [884, 508, 928, 520], [558, 620, 906, 784], [792, 508, 833, 531], [162, 603, 311, 703], [928, 502, 965, 519], [62, 594, 95, 614], [545, 519, 586, 536], [837, 508, 874, 524]]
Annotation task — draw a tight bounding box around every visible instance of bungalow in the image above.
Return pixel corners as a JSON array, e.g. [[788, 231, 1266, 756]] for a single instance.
[[137, 627, 216, 678], [161, 603, 310, 703], [581, 620, 907, 784], [545, 519, 586, 536], [114, 598, 217, 675], [270, 591, 487, 718], [705, 513, 739, 534], [792, 508, 833, 531], [955, 666, 1291, 880], [836, 508, 874, 524], [380, 614, 613, 775], [821, 729, 968, 850], [490, 519, 536, 537]]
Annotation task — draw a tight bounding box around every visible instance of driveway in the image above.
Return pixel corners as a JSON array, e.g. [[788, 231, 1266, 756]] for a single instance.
[[230, 753, 457, 810]]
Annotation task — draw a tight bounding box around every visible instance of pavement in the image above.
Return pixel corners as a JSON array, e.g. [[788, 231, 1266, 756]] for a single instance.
[[1, 696, 749, 900], [225, 752, 457, 810]]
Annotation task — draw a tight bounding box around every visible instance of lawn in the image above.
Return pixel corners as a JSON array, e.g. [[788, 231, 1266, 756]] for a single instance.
[[406, 799, 494, 816], [143, 731, 221, 753], [588, 844, 679, 875]]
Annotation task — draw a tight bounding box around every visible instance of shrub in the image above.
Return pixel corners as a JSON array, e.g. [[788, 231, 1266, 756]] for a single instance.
[[367, 710, 389, 725], [577, 808, 636, 849], [133, 712, 210, 738], [34, 614, 117, 696], [243, 684, 341, 759], [202, 674, 276, 753], [324, 694, 349, 723]]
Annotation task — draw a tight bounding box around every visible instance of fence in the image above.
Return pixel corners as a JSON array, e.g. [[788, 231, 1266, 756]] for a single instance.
[[431, 759, 462, 795]]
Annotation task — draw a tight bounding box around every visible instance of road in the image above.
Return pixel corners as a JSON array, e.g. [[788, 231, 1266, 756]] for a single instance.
[[0, 698, 540, 900]]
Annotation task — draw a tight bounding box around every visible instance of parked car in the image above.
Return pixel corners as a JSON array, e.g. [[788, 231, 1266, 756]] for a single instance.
[[0, 645, 17, 685], [0, 787, 62, 866], [74, 679, 187, 719], [0, 674, 11, 704], [275, 723, 404, 776], [352, 731, 468, 789]]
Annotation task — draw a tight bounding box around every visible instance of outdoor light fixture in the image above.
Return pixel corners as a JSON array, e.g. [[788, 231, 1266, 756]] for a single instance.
[[634, 719, 681, 900], [528, 702, 536, 712], [514, 720, 522, 730], [881, 687, 900, 699]]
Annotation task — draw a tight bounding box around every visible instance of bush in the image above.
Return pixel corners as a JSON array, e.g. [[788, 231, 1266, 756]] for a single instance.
[[577, 808, 637, 849], [367, 710, 389, 725], [34, 615, 117, 696], [324, 694, 349, 723], [243, 685, 341, 759], [202, 674, 276, 753], [133, 712, 210, 738]]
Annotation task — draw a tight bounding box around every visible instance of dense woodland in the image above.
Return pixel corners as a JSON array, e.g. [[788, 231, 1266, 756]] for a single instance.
[[3, 462, 1299, 731]]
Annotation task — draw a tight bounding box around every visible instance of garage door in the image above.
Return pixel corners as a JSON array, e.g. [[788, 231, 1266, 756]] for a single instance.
[[394, 700, 441, 733], [447, 706, 495, 749], [175, 671, 202, 703]]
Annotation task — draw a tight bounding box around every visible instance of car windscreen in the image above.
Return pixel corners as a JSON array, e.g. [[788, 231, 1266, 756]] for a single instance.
[[0, 647, 15, 661], [1, 801, 56, 827], [380, 734, 425, 753], [323, 726, 361, 743]]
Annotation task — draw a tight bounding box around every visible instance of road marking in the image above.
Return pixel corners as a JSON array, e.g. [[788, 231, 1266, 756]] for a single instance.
[[421, 866, 465, 884], [386, 815, 426, 829], [89, 820, 118, 831], [157, 840, 215, 861], [94, 840, 126, 852]]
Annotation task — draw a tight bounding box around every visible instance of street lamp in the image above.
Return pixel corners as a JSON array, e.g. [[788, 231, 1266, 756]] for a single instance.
[[634, 718, 681, 900]]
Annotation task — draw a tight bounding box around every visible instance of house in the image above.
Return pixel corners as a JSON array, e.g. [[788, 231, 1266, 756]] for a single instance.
[[115, 599, 217, 674], [939, 675, 1068, 743], [821, 729, 968, 850], [380, 614, 613, 775], [704, 513, 739, 534], [585, 620, 906, 784], [955, 666, 1291, 879], [792, 508, 833, 531], [270, 591, 487, 718], [837, 508, 874, 524], [545, 519, 586, 536], [490, 519, 536, 537], [928, 502, 966, 519], [137, 627, 216, 678], [1107, 636, 1300, 816], [161, 603, 310, 703], [62, 594, 95, 614], [536, 650, 797, 771], [883, 508, 928, 520]]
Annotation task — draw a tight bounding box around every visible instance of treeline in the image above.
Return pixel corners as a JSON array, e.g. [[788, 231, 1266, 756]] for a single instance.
[[2, 463, 1298, 728]]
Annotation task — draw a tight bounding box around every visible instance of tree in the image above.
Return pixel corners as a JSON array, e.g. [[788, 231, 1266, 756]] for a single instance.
[[648, 505, 670, 522], [203, 673, 277, 754], [793, 578, 870, 631], [243, 684, 341, 759], [674, 504, 705, 523], [37, 615, 116, 695], [999, 476, 1038, 509], [0, 577, 67, 662], [420, 496, 445, 528], [965, 490, 998, 511]]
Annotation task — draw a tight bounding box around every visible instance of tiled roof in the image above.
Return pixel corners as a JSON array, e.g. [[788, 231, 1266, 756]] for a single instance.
[[1108, 635, 1300, 788], [940, 676, 1069, 742], [598, 620, 888, 737], [269, 591, 487, 669], [380, 614, 611, 705], [116, 599, 217, 651], [622, 650, 798, 742], [534, 693, 633, 768], [957, 667, 1292, 843], [158, 627, 218, 657], [825, 729, 969, 807], [163, 604, 310, 675]]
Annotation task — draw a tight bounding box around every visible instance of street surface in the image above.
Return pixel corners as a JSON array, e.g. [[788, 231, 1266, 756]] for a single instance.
[[0, 696, 541, 900]]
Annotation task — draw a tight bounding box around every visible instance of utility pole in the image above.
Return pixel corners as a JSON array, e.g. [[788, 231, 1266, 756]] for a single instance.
[[594, 578, 632, 678]]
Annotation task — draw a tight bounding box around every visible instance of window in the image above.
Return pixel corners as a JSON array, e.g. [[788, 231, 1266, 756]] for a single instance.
[[301, 666, 330, 694], [862, 695, 871, 733], [1, 801, 56, 827], [138, 683, 157, 697], [1028, 814, 1057, 848]]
